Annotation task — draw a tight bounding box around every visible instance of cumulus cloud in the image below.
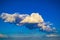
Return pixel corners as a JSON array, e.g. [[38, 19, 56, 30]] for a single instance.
[[0, 12, 56, 33], [20, 13, 44, 23], [0, 13, 28, 23], [0, 13, 17, 22], [0, 13, 44, 23]]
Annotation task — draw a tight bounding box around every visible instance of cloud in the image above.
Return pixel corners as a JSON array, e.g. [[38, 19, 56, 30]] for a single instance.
[[0, 13, 44, 23], [0, 12, 57, 32], [0, 13, 17, 22], [0, 34, 8, 38], [20, 13, 44, 23], [46, 34, 58, 37], [0, 13, 28, 23]]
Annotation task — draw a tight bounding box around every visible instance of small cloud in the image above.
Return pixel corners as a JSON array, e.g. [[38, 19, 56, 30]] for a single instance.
[[0, 13, 16, 23], [46, 34, 58, 37], [0, 34, 8, 38]]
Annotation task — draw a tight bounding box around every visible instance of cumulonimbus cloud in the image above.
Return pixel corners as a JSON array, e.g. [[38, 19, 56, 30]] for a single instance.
[[0, 12, 57, 32]]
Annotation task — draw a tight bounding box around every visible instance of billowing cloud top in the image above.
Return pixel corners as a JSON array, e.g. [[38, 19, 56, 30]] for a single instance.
[[20, 13, 44, 23], [0, 12, 57, 32], [0, 13, 44, 23]]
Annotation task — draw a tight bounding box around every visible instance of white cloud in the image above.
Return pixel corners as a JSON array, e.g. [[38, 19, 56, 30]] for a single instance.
[[0, 13, 28, 23], [38, 22, 51, 30], [20, 13, 44, 23], [0, 12, 56, 32], [18, 14, 29, 19], [1, 13, 16, 22], [46, 34, 58, 37], [0, 13, 44, 23]]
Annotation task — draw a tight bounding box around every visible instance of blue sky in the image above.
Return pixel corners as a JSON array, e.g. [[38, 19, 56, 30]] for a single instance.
[[0, 0, 60, 35]]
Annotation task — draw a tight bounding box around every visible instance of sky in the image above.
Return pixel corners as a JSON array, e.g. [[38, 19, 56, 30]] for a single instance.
[[0, 0, 60, 35]]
